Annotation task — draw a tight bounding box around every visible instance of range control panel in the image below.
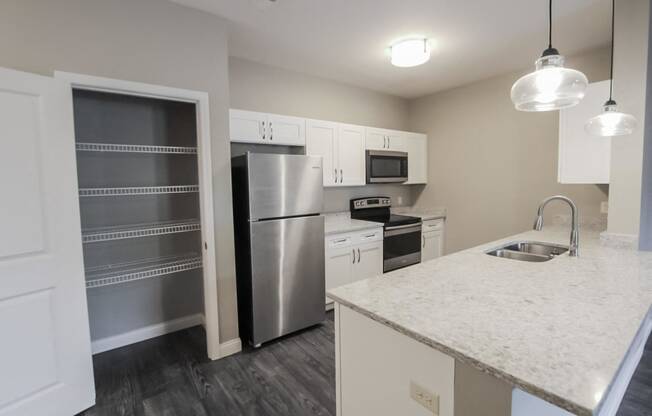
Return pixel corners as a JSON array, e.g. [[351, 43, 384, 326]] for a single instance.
[[350, 197, 391, 210]]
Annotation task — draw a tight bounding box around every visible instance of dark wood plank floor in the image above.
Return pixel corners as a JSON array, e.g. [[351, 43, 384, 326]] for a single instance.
[[79, 311, 651, 416]]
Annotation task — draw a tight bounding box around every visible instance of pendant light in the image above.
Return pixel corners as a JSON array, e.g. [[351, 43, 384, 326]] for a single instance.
[[511, 0, 589, 111], [585, 0, 637, 136]]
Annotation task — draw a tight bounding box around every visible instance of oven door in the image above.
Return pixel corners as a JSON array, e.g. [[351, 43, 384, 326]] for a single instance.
[[383, 223, 422, 272], [366, 150, 408, 183]]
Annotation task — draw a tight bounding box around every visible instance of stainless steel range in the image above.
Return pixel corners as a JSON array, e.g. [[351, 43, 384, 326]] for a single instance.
[[350, 197, 422, 272]]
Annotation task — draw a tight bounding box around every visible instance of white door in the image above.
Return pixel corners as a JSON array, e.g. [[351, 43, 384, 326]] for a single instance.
[[337, 124, 366, 186], [405, 133, 428, 184], [268, 114, 306, 146], [0, 68, 95, 415], [325, 240, 354, 304], [365, 127, 390, 150], [422, 230, 443, 262], [352, 241, 383, 281], [229, 109, 267, 144], [306, 120, 338, 186]]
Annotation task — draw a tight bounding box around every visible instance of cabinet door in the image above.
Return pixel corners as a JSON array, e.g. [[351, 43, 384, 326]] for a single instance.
[[0, 68, 94, 416], [386, 130, 406, 151], [558, 80, 611, 184], [306, 119, 338, 186], [230, 109, 267, 143], [325, 245, 354, 304], [352, 240, 383, 281], [337, 123, 366, 186], [268, 114, 306, 146], [422, 230, 443, 262], [405, 133, 428, 184], [365, 127, 390, 150]]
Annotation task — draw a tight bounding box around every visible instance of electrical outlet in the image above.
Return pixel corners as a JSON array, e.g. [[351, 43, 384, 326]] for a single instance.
[[410, 381, 439, 415], [600, 201, 609, 214]]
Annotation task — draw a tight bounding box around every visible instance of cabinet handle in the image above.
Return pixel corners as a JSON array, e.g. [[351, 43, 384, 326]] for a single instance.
[[340, 169, 343, 183], [269, 122, 273, 141], [357, 248, 360, 263], [334, 168, 337, 183], [384, 136, 387, 148], [388, 137, 391, 148], [262, 121, 266, 140], [423, 235, 426, 248], [352, 249, 356, 264]]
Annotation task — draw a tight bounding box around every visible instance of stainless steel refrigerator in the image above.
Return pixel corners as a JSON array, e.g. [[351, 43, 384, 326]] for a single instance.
[[231, 152, 325, 346]]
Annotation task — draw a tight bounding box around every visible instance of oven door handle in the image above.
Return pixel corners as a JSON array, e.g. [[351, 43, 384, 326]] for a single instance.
[[384, 223, 421, 237]]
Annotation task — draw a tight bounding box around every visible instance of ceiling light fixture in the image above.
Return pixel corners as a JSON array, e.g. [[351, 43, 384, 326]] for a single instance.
[[511, 0, 588, 111], [390, 38, 430, 68], [585, 0, 636, 136]]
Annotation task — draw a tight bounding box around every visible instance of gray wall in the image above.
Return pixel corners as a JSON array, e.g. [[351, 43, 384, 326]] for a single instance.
[[408, 48, 611, 253], [0, 0, 240, 343], [640, 3, 652, 251], [229, 57, 415, 210]]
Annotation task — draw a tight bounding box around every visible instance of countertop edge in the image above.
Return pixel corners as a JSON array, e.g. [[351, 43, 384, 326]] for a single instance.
[[326, 292, 593, 416]]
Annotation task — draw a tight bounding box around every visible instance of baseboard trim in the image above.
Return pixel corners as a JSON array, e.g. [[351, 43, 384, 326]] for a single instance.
[[91, 313, 204, 354], [219, 337, 242, 358]]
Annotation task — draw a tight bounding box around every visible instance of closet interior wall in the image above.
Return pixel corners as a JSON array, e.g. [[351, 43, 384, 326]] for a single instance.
[[72, 89, 204, 346]]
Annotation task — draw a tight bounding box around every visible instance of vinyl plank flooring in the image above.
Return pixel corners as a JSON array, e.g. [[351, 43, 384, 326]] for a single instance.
[[80, 312, 652, 416]]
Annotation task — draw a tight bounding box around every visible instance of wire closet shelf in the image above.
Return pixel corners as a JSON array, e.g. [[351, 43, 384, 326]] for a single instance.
[[79, 185, 199, 197], [76, 142, 197, 154], [82, 220, 201, 243], [85, 254, 203, 289]]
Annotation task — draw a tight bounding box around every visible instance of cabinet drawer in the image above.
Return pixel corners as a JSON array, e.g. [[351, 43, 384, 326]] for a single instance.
[[354, 228, 383, 244], [326, 234, 353, 249], [422, 219, 444, 231]]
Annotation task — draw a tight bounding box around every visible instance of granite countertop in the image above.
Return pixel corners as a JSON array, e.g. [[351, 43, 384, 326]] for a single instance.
[[327, 227, 652, 415], [324, 212, 382, 236], [392, 206, 447, 221]]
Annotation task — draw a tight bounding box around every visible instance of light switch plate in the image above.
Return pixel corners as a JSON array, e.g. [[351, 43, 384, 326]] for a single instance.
[[410, 381, 439, 415]]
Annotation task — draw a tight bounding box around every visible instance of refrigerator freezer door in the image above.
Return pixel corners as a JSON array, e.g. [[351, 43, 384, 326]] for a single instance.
[[247, 153, 324, 220], [249, 215, 325, 345]]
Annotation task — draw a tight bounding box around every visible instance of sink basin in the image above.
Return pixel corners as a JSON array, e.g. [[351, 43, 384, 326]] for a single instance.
[[486, 241, 569, 262]]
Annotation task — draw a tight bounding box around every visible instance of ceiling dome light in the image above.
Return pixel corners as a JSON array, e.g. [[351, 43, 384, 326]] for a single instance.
[[585, 0, 637, 137], [390, 38, 430, 68], [511, 0, 588, 111]]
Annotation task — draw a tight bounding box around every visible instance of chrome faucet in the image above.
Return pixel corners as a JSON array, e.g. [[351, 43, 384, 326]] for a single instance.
[[533, 195, 579, 257]]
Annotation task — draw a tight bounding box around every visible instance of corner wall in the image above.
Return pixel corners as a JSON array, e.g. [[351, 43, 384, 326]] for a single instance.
[[407, 48, 611, 253]]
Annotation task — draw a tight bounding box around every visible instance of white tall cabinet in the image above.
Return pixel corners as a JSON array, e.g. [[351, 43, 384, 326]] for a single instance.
[[306, 120, 366, 187]]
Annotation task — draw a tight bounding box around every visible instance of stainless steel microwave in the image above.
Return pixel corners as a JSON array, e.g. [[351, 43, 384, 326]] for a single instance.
[[366, 150, 408, 183]]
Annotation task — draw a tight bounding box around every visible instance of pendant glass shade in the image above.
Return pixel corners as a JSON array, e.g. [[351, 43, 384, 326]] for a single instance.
[[511, 54, 589, 112], [585, 102, 637, 136]]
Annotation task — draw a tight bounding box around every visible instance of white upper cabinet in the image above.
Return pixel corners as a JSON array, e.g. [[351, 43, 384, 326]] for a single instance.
[[306, 120, 366, 187], [365, 128, 405, 151], [558, 80, 611, 184], [306, 119, 338, 185], [404, 132, 428, 184], [230, 109, 267, 144], [337, 124, 366, 186], [267, 114, 306, 146], [230, 109, 305, 146]]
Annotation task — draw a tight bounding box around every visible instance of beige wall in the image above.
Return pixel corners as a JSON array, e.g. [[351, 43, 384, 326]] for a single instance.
[[408, 48, 611, 253], [229, 57, 415, 212], [607, 0, 649, 237], [0, 0, 240, 342]]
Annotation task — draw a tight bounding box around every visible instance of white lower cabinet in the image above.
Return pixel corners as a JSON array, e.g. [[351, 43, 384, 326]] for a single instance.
[[336, 304, 455, 416], [325, 228, 383, 305], [422, 219, 445, 262]]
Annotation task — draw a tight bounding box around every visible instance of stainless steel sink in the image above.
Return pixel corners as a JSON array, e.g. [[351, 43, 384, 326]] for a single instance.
[[486, 241, 569, 262]]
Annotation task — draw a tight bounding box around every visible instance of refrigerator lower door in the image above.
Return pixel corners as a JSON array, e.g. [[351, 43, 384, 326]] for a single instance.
[[247, 153, 324, 220], [249, 215, 325, 345]]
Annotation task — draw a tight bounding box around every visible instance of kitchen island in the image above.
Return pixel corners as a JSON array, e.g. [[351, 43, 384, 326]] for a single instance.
[[327, 227, 652, 416]]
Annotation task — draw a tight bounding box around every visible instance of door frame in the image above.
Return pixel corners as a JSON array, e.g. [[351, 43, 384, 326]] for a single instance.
[[54, 71, 222, 360]]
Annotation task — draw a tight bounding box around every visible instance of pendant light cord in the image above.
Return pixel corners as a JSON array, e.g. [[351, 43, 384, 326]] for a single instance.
[[548, 0, 553, 49], [609, 0, 615, 101]]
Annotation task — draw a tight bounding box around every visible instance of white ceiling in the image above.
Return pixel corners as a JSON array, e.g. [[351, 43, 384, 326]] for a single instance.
[[171, 0, 611, 99]]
